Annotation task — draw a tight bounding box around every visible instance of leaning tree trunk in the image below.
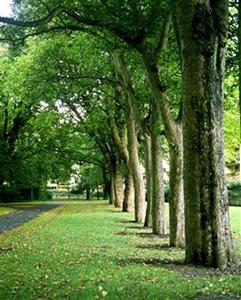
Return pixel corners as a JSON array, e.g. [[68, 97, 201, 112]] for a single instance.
[[151, 101, 166, 235], [123, 167, 135, 212], [113, 161, 124, 208], [140, 48, 185, 246], [176, 0, 235, 269], [169, 124, 185, 247], [144, 132, 152, 227], [127, 113, 146, 223], [113, 50, 146, 223]]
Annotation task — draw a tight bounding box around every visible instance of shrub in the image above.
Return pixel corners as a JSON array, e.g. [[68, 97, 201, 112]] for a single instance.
[[227, 180, 241, 206]]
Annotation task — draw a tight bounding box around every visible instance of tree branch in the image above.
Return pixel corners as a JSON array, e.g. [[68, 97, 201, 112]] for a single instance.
[[112, 50, 142, 127], [0, 25, 113, 46], [0, 6, 64, 27], [0, 6, 138, 48], [154, 13, 171, 60]]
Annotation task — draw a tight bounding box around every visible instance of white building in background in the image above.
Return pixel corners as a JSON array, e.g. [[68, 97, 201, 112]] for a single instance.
[[141, 159, 170, 185], [47, 164, 81, 196]]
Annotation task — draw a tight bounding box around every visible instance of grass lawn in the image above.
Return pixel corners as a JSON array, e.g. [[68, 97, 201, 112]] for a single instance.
[[0, 201, 240, 300], [0, 206, 16, 216]]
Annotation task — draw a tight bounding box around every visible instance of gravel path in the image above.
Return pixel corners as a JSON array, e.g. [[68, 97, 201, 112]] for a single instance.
[[0, 203, 62, 234]]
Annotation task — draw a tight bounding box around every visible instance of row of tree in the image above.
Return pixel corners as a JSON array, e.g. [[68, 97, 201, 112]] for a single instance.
[[0, 0, 240, 270]]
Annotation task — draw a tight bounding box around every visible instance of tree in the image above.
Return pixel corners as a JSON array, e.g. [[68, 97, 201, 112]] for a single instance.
[[0, 45, 95, 202], [0, 0, 237, 268], [113, 51, 166, 232], [76, 165, 103, 200], [176, 0, 235, 269], [0, 1, 185, 244]]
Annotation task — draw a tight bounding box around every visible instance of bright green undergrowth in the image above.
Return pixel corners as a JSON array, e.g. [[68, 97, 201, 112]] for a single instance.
[[0, 201, 240, 300]]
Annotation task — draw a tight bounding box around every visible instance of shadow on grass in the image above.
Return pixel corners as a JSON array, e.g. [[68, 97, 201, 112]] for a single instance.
[[111, 210, 133, 215], [124, 226, 145, 229], [116, 256, 241, 277], [136, 243, 176, 251], [116, 230, 169, 239], [116, 257, 184, 267], [116, 256, 214, 277], [0, 247, 13, 253], [138, 232, 169, 239], [114, 219, 136, 223]]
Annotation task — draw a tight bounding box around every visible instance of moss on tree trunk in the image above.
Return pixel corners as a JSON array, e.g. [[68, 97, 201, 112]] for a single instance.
[[151, 100, 166, 235], [113, 161, 124, 208], [123, 168, 134, 212], [169, 125, 185, 247], [144, 132, 152, 227], [176, 0, 235, 269]]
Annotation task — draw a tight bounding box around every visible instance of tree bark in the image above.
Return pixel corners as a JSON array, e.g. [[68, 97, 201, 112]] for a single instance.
[[110, 174, 115, 205], [140, 50, 185, 245], [176, 0, 235, 269], [0, 181, 4, 203], [102, 168, 111, 200], [96, 186, 100, 200], [123, 167, 135, 212], [169, 124, 185, 247], [127, 113, 146, 223], [144, 132, 152, 227], [86, 188, 90, 200], [113, 161, 124, 208], [103, 182, 110, 201], [113, 51, 146, 223], [96, 139, 116, 205], [151, 101, 166, 235]]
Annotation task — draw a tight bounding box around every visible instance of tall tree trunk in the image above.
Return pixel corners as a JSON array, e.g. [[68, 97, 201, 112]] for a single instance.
[[96, 186, 100, 200], [86, 188, 90, 200], [90, 189, 93, 200], [127, 113, 146, 223], [169, 124, 185, 247], [102, 168, 110, 200], [123, 167, 135, 212], [113, 161, 124, 208], [113, 51, 146, 223], [30, 187, 34, 201], [103, 182, 110, 201], [151, 101, 166, 235], [0, 181, 4, 203], [96, 139, 115, 204], [110, 174, 115, 205], [144, 132, 152, 227], [176, 0, 235, 269], [140, 50, 185, 245]]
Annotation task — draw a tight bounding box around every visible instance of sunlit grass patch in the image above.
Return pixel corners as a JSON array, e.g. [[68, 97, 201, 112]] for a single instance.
[[0, 201, 240, 300]]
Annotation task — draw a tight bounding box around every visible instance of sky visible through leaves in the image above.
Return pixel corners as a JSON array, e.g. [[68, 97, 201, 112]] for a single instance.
[[0, 0, 12, 17]]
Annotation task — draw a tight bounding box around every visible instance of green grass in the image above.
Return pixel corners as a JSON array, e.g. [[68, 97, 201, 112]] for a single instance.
[[0, 206, 16, 215], [0, 201, 240, 300], [230, 206, 241, 254]]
